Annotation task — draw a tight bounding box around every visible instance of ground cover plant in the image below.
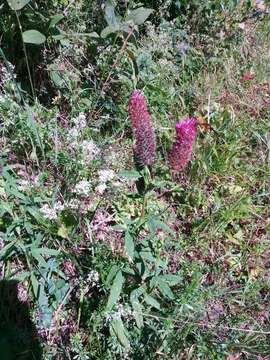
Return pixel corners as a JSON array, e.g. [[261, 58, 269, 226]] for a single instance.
[[0, 0, 270, 359]]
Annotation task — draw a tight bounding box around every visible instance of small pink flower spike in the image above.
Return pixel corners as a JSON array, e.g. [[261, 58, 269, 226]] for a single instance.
[[128, 91, 156, 166], [169, 118, 197, 171]]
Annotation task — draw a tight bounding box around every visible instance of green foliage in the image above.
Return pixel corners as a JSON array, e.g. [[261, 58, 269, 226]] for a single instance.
[[1, 0, 270, 359]]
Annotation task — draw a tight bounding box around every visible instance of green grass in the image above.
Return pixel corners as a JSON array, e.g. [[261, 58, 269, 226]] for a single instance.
[[0, 1, 270, 359]]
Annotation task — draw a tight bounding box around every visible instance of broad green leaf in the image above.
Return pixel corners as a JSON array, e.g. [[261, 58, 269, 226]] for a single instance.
[[158, 281, 175, 300], [111, 318, 130, 348], [159, 274, 181, 286], [7, 0, 30, 10], [22, 30, 46, 45], [101, 25, 120, 38], [124, 232, 134, 260], [130, 287, 145, 300], [147, 218, 175, 236], [144, 294, 160, 310], [31, 248, 59, 257], [122, 266, 135, 276], [49, 14, 64, 28], [106, 270, 124, 311], [127, 7, 154, 25], [119, 170, 141, 180], [105, 0, 118, 27]]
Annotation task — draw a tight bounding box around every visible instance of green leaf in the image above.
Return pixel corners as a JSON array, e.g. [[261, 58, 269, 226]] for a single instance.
[[49, 14, 65, 28], [147, 218, 175, 236], [111, 318, 130, 348], [0, 241, 16, 260], [57, 225, 69, 239], [106, 270, 124, 312], [124, 232, 134, 260], [101, 25, 120, 38], [7, 0, 30, 10], [105, 0, 118, 27], [22, 30, 46, 45], [30, 272, 39, 298], [31, 248, 59, 257], [119, 170, 141, 180], [144, 294, 160, 310], [127, 7, 154, 25], [159, 274, 181, 286], [158, 281, 175, 300], [130, 296, 143, 328]]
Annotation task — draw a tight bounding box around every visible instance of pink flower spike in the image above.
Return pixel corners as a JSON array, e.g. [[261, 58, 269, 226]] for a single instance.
[[128, 91, 156, 167], [169, 118, 197, 171]]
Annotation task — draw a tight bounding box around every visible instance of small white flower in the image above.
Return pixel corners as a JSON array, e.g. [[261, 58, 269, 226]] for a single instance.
[[17, 179, 30, 191], [86, 270, 99, 287], [54, 201, 64, 212], [80, 140, 100, 163], [73, 180, 91, 196], [112, 181, 123, 188], [73, 113, 87, 130], [98, 169, 115, 183], [67, 127, 79, 142], [40, 204, 57, 220], [67, 199, 80, 210], [95, 183, 107, 195]]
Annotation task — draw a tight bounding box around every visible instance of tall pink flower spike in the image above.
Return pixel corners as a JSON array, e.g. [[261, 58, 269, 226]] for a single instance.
[[169, 118, 197, 171], [128, 91, 156, 166]]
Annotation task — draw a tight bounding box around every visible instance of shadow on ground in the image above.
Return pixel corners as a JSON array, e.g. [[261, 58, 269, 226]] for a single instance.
[[0, 280, 42, 360]]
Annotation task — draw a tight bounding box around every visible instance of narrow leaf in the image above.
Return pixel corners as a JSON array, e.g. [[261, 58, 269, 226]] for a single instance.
[[130, 297, 143, 328], [124, 232, 134, 260], [111, 318, 130, 348], [106, 270, 124, 311]]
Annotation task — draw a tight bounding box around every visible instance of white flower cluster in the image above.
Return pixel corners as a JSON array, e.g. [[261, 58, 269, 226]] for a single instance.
[[80, 140, 100, 164], [67, 198, 81, 210], [67, 113, 87, 147], [95, 169, 115, 195], [86, 270, 99, 287], [106, 304, 134, 323], [67, 127, 80, 144], [72, 180, 91, 196], [98, 169, 115, 183], [72, 113, 87, 130], [0, 61, 16, 87], [40, 201, 64, 220]]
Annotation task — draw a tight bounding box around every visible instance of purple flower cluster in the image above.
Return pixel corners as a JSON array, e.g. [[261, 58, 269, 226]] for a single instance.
[[128, 91, 199, 172], [168, 118, 197, 171], [128, 91, 156, 166]]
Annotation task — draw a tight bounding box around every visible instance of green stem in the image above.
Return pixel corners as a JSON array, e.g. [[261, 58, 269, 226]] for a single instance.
[[15, 11, 36, 100]]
